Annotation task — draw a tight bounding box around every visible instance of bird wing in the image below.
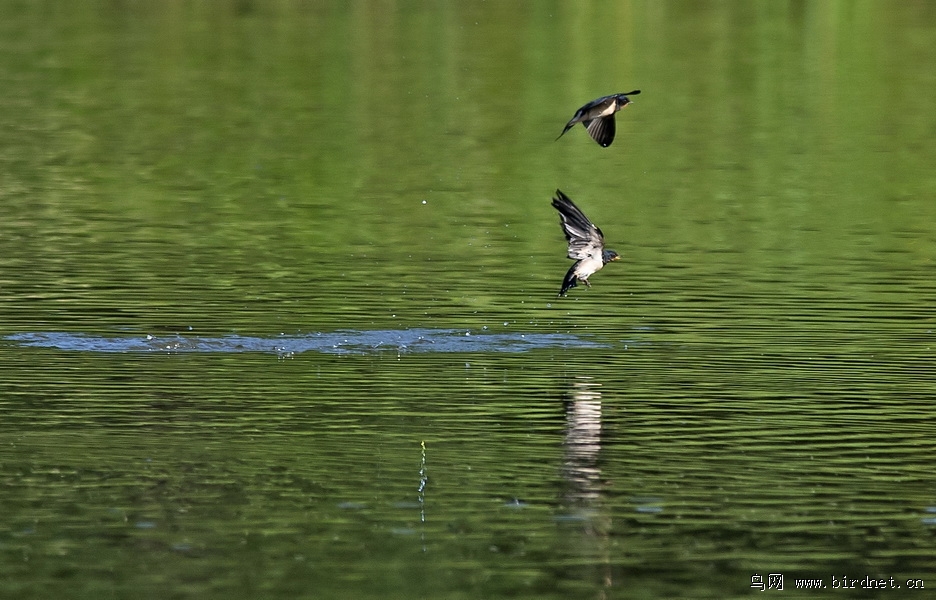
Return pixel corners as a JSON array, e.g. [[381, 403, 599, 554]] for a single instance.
[[551, 190, 605, 261], [579, 95, 616, 114], [584, 115, 615, 147], [557, 95, 616, 140]]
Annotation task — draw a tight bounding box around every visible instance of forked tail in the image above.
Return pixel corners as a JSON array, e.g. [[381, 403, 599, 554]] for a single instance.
[[559, 264, 579, 297], [555, 123, 574, 141]]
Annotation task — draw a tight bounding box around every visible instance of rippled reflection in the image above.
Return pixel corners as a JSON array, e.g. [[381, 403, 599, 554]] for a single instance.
[[562, 377, 605, 508], [0, 1, 934, 599], [560, 376, 613, 596]]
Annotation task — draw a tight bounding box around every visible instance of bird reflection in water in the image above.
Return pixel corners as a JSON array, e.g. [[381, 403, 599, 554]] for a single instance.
[[561, 376, 612, 596]]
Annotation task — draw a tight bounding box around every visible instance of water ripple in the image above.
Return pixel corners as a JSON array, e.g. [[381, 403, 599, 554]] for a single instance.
[[5, 329, 606, 356]]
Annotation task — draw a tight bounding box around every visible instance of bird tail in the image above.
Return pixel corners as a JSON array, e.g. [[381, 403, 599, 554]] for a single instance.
[[555, 122, 574, 141], [559, 264, 579, 297]]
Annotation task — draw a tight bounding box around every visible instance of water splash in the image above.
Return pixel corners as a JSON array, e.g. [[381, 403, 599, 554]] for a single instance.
[[5, 328, 606, 356]]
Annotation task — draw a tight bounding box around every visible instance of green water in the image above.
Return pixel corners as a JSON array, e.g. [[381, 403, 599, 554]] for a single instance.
[[2, 1, 936, 598]]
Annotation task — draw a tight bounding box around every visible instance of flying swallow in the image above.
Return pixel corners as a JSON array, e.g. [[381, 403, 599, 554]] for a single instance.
[[552, 190, 620, 297], [556, 90, 640, 147]]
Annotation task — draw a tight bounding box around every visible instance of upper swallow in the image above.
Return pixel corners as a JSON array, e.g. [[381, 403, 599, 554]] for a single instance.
[[552, 189, 620, 297], [556, 90, 640, 147]]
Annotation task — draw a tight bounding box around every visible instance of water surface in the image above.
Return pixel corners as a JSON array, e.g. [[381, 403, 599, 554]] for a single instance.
[[1, 1, 936, 598]]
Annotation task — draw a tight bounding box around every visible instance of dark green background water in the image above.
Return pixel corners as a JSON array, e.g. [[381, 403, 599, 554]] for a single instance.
[[2, 1, 935, 598]]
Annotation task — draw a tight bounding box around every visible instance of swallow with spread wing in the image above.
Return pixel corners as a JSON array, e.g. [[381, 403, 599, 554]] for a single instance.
[[556, 90, 640, 147], [552, 190, 620, 297]]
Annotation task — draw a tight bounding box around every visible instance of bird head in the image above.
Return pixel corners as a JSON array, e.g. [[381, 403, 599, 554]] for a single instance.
[[602, 250, 620, 264], [618, 90, 640, 106]]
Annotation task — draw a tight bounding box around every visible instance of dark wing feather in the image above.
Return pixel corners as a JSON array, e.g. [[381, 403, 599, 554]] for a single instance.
[[551, 190, 605, 261], [580, 94, 616, 113], [557, 95, 616, 141], [585, 115, 616, 147]]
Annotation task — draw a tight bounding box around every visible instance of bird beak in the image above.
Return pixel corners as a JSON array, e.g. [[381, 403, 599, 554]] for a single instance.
[[612, 255, 620, 261]]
